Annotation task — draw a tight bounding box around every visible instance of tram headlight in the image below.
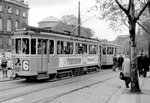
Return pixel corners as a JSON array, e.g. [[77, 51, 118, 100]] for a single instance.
[[22, 60, 29, 71]]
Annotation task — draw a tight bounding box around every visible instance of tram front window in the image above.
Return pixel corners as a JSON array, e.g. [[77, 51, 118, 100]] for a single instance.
[[102, 47, 106, 55], [15, 38, 29, 54], [15, 39, 21, 54], [22, 38, 29, 54], [31, 39, 36, 54], [38, 39, 47, 54]]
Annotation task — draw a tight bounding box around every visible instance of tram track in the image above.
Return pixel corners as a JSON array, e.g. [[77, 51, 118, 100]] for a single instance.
[[0, 70, 101, 92], [0, 70, 118, 103], [33, 75, 118, 103], [0, 78, 81, 102]]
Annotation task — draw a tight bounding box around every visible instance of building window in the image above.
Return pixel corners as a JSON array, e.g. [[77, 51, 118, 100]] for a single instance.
[[0, 5, 3, 12], [0, 18, 2, 31], [16, 9, 19, 15], [8, 6, 12, 13], [7, 19, 12, 31], [22, 11, 26, 17], [15, 20, 19, 29]]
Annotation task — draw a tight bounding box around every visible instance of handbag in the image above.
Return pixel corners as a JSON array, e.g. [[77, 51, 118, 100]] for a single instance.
[[119, 72, 125, 80]]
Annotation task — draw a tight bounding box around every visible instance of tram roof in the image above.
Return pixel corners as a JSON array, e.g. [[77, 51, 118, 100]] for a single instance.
[[13, 26, 100, 43], [101, 43, 125, 48]]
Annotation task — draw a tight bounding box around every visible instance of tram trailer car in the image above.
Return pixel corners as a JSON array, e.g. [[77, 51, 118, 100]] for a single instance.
[[101, 43, 125, 68], [12, 26, 101, 80]]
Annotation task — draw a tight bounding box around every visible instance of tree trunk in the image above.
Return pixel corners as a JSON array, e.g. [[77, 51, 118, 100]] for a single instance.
[[129, 20, 141, 92]]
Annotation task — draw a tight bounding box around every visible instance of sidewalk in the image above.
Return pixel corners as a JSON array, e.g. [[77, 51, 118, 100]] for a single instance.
[[116, 72, 150, 103], [0, 69, 13, 81]]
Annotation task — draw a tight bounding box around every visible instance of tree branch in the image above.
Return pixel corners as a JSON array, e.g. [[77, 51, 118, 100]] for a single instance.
[[127, 0, 132, 12], [135, 0, 150, 22], [137, 21, 150, 36], [115, 0, 128, 15], [121, 16, 129, 28]]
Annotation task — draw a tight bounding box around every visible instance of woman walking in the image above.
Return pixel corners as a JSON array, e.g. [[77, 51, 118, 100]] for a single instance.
[[122, 55, 131, 88]]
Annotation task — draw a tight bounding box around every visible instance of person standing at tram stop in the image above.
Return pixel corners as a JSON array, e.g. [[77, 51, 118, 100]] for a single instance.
[[122, 54, 131, 88], [113, 54, 118, 71], [118, 53, 124, 70], [142, 54, 149, 77], [1, 53, 8, 78], [137, 53, 144, 77]]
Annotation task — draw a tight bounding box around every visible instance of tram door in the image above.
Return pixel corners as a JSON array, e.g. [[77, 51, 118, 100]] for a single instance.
[[38, 39, 48, 73]]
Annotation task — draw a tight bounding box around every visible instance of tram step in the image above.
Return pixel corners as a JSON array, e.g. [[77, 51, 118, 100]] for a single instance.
[[37, 74, 49, 80]]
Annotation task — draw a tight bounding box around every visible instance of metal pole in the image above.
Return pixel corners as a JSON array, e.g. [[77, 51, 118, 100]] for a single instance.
[[78, 1, 81, 36]]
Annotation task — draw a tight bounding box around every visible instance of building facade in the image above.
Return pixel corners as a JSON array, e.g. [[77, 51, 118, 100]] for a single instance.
[[0, 0, 29, 52]]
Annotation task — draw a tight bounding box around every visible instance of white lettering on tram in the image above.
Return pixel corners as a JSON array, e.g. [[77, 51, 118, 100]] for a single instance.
[[59, 56, 99, 67]]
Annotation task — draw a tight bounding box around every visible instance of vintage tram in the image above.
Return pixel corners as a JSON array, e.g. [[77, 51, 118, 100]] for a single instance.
[[101, 43, 125, 67], [11, 26, 101, 80]]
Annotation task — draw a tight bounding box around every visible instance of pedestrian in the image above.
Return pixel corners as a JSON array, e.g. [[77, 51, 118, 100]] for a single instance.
[[122, 54, 131, 88], [1, 53, 8, 78], [113, 54, 118, 71], [137, 53, 143, 77], [143, 54, 149, 77], [118, 54, 124, 70]]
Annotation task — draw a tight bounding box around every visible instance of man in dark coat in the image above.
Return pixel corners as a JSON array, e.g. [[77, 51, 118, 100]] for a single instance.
[[143, 54, 149, 77], [113, 54, 118, 71], [137, 53, 143, 77], [118, 54, 124, 70]]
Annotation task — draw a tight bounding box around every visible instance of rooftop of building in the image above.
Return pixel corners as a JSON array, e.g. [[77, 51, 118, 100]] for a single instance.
[[39, 16, 59, 23], [3, 0, 29, 8], [116, 35, 129, 39]]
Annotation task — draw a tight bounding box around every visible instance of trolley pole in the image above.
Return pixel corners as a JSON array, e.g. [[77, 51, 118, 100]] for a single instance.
[[78, 1, 81, 36]]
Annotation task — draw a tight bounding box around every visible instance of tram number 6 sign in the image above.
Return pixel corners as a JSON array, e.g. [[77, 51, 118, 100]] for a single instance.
[[22, 60, 29, 71]]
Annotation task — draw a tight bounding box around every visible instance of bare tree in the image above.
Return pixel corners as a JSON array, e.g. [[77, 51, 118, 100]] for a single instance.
[[54, 15, 94, 38]]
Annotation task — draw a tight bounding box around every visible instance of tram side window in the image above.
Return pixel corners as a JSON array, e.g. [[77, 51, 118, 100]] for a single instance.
[[115, 48, 117, 55], [99, 46, 101, 55], [49, 40, 54, 54], [57, 41, 63, 54], [43, 40, 47, 54], [15, 39, 21, 54], [89, 44, 98, 54], [65, 42, 73, 54], [12, 39, 14, 53], [38, 39, 47, 54], [31, 39, 36, 54], [22, 38, 29, 54], [102, 47, 106, 55], [75, 43, 87, 54], [107, 47, 113, 55], [57, 40, 73, 54]]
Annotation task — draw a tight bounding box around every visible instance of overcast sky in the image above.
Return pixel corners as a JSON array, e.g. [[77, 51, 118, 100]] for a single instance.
[[26, 0, 122, 40]]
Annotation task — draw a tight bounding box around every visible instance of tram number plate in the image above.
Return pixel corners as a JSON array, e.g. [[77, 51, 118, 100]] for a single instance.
[[15, 67, 21, 72]]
